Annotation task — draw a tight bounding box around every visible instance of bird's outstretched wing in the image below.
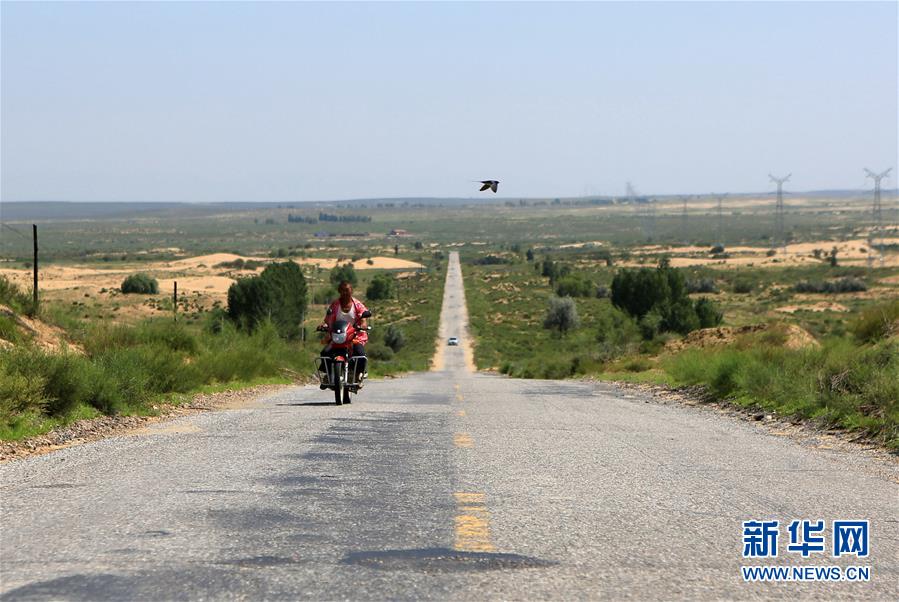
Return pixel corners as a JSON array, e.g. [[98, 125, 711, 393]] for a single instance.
[[489, 181, 498, 193], [479, 182, 491, 192]]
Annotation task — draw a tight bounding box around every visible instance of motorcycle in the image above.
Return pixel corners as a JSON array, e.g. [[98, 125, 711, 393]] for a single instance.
[[315, 309, 371, 406]]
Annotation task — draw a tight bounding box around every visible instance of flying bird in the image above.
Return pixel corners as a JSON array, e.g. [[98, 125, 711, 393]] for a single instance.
[[479, 180, 499, 193]]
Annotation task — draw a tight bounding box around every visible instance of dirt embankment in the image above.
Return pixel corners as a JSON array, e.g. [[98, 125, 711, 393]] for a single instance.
[[665, 323, 819, 353], [0, 305, 83, 353]]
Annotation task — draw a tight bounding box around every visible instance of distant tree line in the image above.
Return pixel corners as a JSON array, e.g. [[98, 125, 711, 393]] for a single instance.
[[318, 213, 372, 223], [287, 214, 317, 224]]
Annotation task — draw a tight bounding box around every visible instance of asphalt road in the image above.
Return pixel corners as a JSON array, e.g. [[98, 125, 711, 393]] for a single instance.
[[1, 252, 897, 600]]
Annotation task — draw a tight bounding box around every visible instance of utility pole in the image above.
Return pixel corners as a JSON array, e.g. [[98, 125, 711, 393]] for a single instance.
[[173, 281, 178, 321], [864, 167, 892, 268], [32, 225, 39, 313], [769, 173, 791, 254]]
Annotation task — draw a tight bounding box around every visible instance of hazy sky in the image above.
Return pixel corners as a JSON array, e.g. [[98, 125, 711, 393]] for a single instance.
[[1, 1, 896, 202]]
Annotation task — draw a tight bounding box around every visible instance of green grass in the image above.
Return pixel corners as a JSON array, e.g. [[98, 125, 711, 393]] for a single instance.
[[663, 337, 899, 448], [0, 319, 304, 434], [0, 403, 102, 442]]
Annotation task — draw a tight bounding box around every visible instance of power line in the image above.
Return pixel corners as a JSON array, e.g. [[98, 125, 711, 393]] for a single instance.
[[1, 222, 32, 241]]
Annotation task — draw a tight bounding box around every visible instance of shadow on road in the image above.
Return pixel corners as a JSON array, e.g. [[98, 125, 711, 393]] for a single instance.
[[275, 402, 336, 407]]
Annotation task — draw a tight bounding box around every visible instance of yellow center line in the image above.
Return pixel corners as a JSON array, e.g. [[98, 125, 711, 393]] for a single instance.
[[457, 410, 466, 417], [453, 492, 495, 552], [453, 432, 473, 448], [456, 393, 464, 401]]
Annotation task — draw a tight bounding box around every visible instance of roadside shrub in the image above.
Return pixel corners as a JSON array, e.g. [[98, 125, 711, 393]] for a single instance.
[[683, 340, 899, 445], [366, 343, 394, 361], [0, 314, 24, 344], [694, 297, 724, 328], [710, 244, 725, 254], [853, 300, 899, 343], [794, 278, 867, 294], [472, 255, 511, 266], [366, 274, 395, 301], [121, 273, 159, 294], [204, 307, 229, 334], [384, 324, 406, 352], [662, 299, 701, 335], [555, 274, 594, 297], [194, 321, 289, 383], [135, 320, 198, 352], [687, 278, 718, 294], [595, 285, 610, 299], [596, 305, 640, 359], [638, 310, 663, 340], [0, 350, 48, 419], [543, 296, 580, 334], [733, 279, 755, 294]]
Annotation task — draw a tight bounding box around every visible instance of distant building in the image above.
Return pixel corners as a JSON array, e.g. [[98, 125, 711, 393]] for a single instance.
[[390, 228, 409, 236]]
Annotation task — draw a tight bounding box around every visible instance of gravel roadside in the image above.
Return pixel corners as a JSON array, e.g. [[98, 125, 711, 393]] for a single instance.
[[0, 383, 289, 463]]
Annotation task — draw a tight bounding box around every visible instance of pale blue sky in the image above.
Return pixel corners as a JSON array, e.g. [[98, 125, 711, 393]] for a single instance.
[[1, 1, 896, 202]]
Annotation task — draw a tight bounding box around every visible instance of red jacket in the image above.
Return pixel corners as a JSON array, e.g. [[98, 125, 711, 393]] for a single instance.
[[324, 297, 369, 345]]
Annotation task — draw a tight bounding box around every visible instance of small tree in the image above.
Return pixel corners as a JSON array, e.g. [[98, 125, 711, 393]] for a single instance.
[[829, 246, 839, 267], [526, 248, 535, 262], [555, 274, 594, 297], [226, 261, 307, 338], [366, 274, 395, 301], [121, 273, 159, 294], [543, 296, 580, 334], [330, 263, 358, 287]]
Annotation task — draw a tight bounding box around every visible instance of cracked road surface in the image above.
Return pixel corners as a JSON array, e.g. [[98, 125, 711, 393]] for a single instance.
[[1, 252, 897, 600]]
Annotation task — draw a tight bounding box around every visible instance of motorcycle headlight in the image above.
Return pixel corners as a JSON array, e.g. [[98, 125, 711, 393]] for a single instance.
[[331, 332, 347, 344]]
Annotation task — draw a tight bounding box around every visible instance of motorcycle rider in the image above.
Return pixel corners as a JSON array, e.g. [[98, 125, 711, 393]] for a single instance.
[[319, 280, 369, 377]]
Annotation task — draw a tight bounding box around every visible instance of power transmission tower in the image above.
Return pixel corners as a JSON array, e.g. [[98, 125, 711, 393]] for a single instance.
[[864, 167, 892, 267], [715, 194, 728, 248], [680, 196, 691, 245], [626, 182, 646, 241], [769, 173, 791, 253]]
